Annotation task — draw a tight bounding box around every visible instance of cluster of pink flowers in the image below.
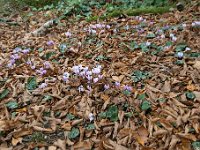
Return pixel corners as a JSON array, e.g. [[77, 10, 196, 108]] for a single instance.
[[88, 23, 111, 34], [7, 47, 30, 68]]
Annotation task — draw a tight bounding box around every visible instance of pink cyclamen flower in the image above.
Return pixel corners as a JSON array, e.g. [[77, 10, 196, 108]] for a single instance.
[[63, 72, 70, 82], [88, 113, 94, 122], [106, 25, 111, 29], [65, 31, 72, 37], [93, 78, 99, 83], [104, 84, 110, 90], [7, 63, 13, 68], [92, 67, 101, 74], [22, 48, 30, 54], [39, 83, 48, 89], [31, 65, 36, 70], [72, 65, 80, 74], [44, 61, 51, 69], [123, 85, 132, 91], [115, 82, 120, 87], [11, 54, 19, 60], [78, 85, 84, 92], [47, 40, 54, 46], [13, 47, 22, 53], [36, 67, 47, 75]]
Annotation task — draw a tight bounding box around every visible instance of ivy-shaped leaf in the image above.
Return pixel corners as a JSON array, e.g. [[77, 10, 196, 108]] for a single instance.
[[26, 77, 38, 90], [192, 141, 200, 150], [146, 33, 156, 38], [175, 44, 187, 52], [0, 89, 10, 100], [106, 105, 118, 122], [66, 113, 75, 120], [86, 123, 95, 130], [137, 93, 146, 100], [140, 43, 149, 53], [185, 91, 196, 100], [68, 127, 80, 139], [141, 100, 151, 111], [123, 90, 131, 96], [6, 101, 18, 109]]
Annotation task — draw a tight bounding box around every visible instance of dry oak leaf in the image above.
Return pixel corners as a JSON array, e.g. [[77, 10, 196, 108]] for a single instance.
[[193, 61, 200, 70], [54, 139, 66, 150], [73, 140, 93, 150], [11, 137, 23, 146], [133, 126, 149, 146]]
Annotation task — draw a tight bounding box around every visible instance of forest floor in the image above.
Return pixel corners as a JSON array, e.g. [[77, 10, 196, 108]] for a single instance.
[[0, 2, 200, 150]]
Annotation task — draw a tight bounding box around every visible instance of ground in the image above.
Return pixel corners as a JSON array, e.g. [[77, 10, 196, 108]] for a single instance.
[[0, 2, 200, 150]]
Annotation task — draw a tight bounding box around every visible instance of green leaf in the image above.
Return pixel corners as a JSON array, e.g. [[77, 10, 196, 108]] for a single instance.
[[6, 101, 18, 109], [175, 44, 187, 52], [66, 113, 75, 120], [141, 100, 151, 111], [176, 60, 184, 65], [0, 89, 10, 100], [132, 70, 151, 83], [38, 47, 44, 52], [43, 95, 52, 101], [45, 52, 55, 60], [86, 123, 95, 130], [68, 127, 80, 139], [192, 141, 200, 150], [157, 98, 166, 103], [185, 92, 196, 100], [140, 43, 149, 53], [137, 93, 146, 100], [106, 105, 118, 122], [123, 90, 131, 96], [165, 41, 173, 47], [98, 112, 107, 119], [146, 33, 156, 38], [96, 55, 107, 61], [26, 77, 38, 90]]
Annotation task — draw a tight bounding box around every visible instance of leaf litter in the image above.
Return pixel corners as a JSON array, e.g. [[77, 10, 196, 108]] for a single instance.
[[0, 2, 200, 150]]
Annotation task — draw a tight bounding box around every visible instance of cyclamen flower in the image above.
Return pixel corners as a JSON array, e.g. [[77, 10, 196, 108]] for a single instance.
[[106, 25, 111, 29], [44, 61, 51, 69], [93, 78, 99, 83], [96, 24, 103, 28], [182, 24, 187, 28], [89, 29, 96, 34], [161, 34, 165, 39], [36, 67, 47, 75], [47, 40, 54, 46], [65, 31, 72, 37], [92, 67, 101, 74], [88, 113, 94, 122], [10, 59, 15, 64], [123, 85, 132, 91], [78, 85, 84, 92], [7, 63, 13, 68], [177, 52, 184, 59], [146, 42, 151, 46], [72, 66, 80, 74], [11, 54, 19, 60], [39, 83, 48, 89], [115, 82, 120, 87], [185, 47, 191, 51], [31, 65, 36, 70], [22, 48, 30, 54], [13, 47, 22, 53], [86, 75, 92, 81], [104, 84, 110, 90], [63, 72, 70, 82], [172, 36, 177, 42]]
